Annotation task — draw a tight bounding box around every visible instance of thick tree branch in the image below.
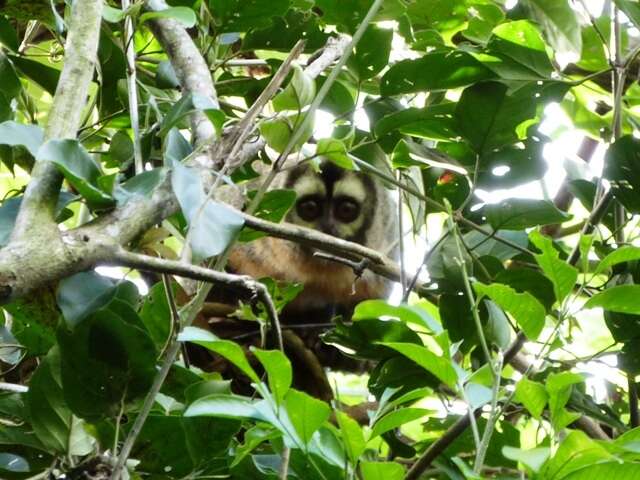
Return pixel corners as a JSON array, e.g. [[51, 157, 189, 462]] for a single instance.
[[11, 0, 102, 240], [145, 0, 217, 149]]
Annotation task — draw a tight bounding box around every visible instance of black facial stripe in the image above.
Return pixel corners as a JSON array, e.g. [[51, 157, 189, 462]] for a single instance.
[[285, 161, 377, 245], [343, 174, 376, 244]]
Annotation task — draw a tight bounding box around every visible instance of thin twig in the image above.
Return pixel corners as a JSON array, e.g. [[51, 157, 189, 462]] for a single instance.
[[122, 0, 144, 175]]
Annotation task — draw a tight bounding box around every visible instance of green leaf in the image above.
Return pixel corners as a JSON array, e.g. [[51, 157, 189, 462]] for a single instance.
[[335, 410, 366, 464], [463, 3, 505, 44], [374, 103, 458, 142], [353, 300, 441, 333], [210, 0, 290, 32], [514, 378, 548, 419], [502, 446, 550, 473], [485, 198, 571, 230], [604, 135, 640, 213], [57, 303, 157, 419], [349, 24, 393, 80], [525, 0, 582, 58], [160, 93, 222, 137], [474, 282, 546, 339], [0, 54, 21, 101], [0, 121, 44, 157], [243, 9, 329, 52], [596, 246, 640, 274], [564, 463, 640, 479], [8, 55, 60, 96], [132, 415, 239, 477], [487, 20, 553, 79], [547, 371, 584, 431], [172, 161, 244, 261], [285, 389, 331, 445], [494, 268, 556, 312], [541, 431, 611, 479], [114, 168, 167, 204], [361, 461, 405, 480], [56, 271, 120, 328], [26, 348, 71, 453], [259, 112, 313, 153], [272, 64, 316, 112], [465, 383, 493, 410], [585, 285, 640, 315], [316, 138, 354, 169], [164, 128, 192, 165], [529, 230, 578, 304], [138, 281, 172, 348], [106, 130, 133, 167], [185, 393, 263, 420], [454, 81, 536, 153], [140, 7, 197, 28], [614, 0, 640, 28], [370, 407, 430, 438], [38, 139, 114, 209], [380, 50, 494, 96], [102, 5, 125, 23], [380, 342, 458, 388], [251, 348, 292, 405], [0, 16, 19, 52], [0, 453, 29, 473], [178, 327, 260, 383]]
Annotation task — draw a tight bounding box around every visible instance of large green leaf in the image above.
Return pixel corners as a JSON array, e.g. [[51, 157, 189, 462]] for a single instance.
[[361, 461, 405, 480], [586, 285, 640, 315], [132, 415, 239, 477], [596, 246, 640, 274], [604, 135, 640, 213], [285, 389, 331, 445], [335, 410, 366, 465], [140, 7, 197, 27], [541, 431, 611, 479], [171, 161, 244, 262], [529, 231, 578, 304], [474, 282, 546, 339], [348, 24, 393, 80], [525, 0, 582, 58], [454, 81, 534, 153], [485, 198, 570, 230], [380, 50, 494, 96], [178, 327, 260, 383], [370, 407, 430, 438], [272, 64, 316, 112], [380, 342, 458, 388], [8, 55, 60, 96], [0, 121, 44, 157], [485, 20, 553, 79], [614, 0, 640, 28], [57, 302, 157, 419], [37, 139, 114, 209], [514, 378, 548, 419], [56, 271, 125, 328], [25, 348, 71, 453], [209, 0, 291, 32], [251, 348, 292, 406]]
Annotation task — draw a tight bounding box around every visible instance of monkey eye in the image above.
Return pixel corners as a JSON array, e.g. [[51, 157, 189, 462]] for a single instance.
[[296, 198, 322, 221], [334, 198, 360, 223]]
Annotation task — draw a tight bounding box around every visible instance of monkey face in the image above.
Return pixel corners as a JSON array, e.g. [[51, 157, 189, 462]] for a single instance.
[[284, 161, 376, 243]]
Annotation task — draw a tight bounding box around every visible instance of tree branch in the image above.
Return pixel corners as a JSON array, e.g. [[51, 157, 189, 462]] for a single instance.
[[10, 0, 102, 240], [145, 0, 217, 149]]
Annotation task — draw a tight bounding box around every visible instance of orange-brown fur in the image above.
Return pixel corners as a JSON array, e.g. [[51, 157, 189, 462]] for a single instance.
[[229, 236, 389, 311]]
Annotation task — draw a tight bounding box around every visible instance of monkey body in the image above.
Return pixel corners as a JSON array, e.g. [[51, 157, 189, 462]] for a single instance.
[[227, 158, 398, 315]]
